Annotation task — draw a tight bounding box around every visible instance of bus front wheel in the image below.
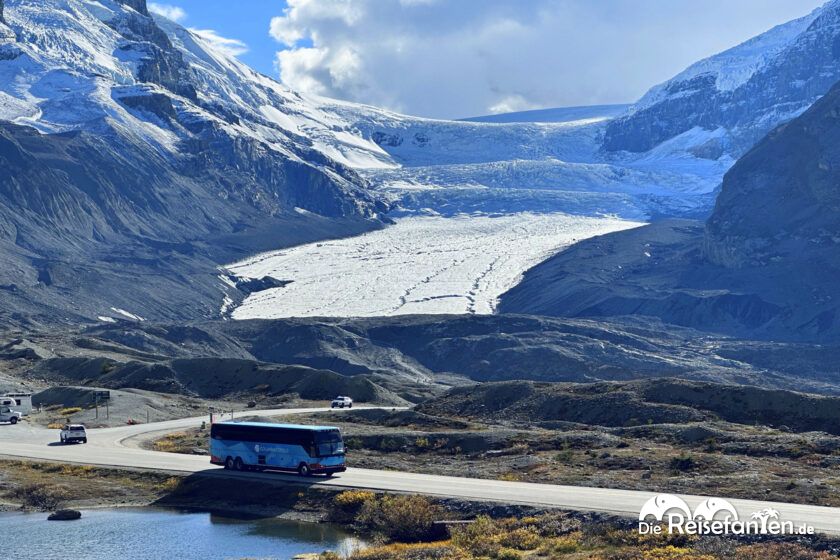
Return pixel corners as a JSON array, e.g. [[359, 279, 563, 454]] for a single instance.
[[298, 463, 311, 477], [233, 457, 244, 471]]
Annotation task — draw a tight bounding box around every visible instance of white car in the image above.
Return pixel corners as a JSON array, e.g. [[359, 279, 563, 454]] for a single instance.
[[0, 406, 21, 425], [331, 396, 353, 409], [60, 424, 87, 444]]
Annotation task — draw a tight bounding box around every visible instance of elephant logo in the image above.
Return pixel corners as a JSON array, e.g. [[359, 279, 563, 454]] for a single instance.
[[639, 494, 692, 523], [693, 498, 739, 521], [640, 495, 740, 524]]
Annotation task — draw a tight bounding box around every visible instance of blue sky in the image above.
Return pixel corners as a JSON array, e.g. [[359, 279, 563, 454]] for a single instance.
[[148, 1, 285, 76], [149, 0, 827, 119]]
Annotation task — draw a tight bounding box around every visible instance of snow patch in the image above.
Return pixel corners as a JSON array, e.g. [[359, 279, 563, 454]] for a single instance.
[[110, 307, 145, 321]]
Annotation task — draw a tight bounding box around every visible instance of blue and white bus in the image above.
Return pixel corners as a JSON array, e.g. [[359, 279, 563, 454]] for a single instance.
[[210, 421, 347, 476]]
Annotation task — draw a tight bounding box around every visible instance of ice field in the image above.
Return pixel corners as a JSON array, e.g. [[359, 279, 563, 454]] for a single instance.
[[227, 213, 643, 319]]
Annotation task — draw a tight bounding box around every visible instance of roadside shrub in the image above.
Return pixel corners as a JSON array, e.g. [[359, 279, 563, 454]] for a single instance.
[[583, 524, 694, 549], [47, 423, 63, 429], [555, 448, 575, 463], [58, 407, 82, 416], [734, 542, 836, 560], [642, 547, 715, 560], [669, 453, 697, 472], [335, 490, 376, 510], [158, 477, 181, 492], [498, 526, 541, 550], [451, 516, 501, 557], [154, 439, 177, 451], [357, 494, 444, 543], [494, 548, 522, 560], [331, 490, 377, 524], [537, 533, 581, 555], [10, 483, 70, 510], [351, 542, 458, 560], [60, 465, 95, 477], [589, 547, 714, 560]]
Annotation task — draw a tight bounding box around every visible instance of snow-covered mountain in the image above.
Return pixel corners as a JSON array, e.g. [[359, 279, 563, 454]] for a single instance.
[[0, 0, 396, 326], [2, 0, 836, 327], [605, 0, 840, 156]]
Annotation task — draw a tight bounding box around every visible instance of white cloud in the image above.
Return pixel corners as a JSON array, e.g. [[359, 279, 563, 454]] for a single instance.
[[190, 28, 249, 58], [148, 2, 187, 22], [269, 0, 825, 119]]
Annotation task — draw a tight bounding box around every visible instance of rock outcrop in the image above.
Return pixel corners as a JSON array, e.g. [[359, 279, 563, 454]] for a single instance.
[[704, 77, 840, 269], [48, 510, 82, 521]]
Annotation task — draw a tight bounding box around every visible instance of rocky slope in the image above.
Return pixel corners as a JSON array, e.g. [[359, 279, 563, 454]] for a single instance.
[[501, 77, 840, 342], [418, 379, 840, 434], [604, 0, 840, 157], [9, 315, 840, 396]]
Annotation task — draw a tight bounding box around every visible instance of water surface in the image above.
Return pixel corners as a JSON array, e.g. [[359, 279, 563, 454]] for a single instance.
[[0, 507, 364, 560]]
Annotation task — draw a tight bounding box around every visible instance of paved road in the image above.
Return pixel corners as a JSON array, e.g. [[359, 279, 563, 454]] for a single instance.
[[1, 407, 839, 534]]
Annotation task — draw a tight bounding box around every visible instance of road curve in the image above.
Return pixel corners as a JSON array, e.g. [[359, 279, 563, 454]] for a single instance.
[[1, 407, 839, 535]]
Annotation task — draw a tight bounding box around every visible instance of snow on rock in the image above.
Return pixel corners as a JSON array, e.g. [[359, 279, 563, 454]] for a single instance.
[[226, 213, 643, 319], [110, 307, 145, 321]]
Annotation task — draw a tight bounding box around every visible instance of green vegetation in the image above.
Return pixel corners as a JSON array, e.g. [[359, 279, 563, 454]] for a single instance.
[[332, 491, 445, 542]]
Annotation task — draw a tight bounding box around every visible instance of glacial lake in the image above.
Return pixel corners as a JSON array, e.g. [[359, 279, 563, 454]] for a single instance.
[[0, 507, 365, 559]]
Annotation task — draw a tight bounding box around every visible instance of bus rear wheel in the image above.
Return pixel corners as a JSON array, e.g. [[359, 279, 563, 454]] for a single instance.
[[298, 463, 311, 477], [233, 457, 244, 471], [224, 457, 234, 470]]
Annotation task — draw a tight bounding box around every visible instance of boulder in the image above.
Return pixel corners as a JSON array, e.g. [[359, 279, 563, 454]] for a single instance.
[[48, 509, 82, 521]]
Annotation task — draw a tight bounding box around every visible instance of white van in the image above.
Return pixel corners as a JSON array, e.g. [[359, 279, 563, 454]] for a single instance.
[[0, 406, 22, 424]]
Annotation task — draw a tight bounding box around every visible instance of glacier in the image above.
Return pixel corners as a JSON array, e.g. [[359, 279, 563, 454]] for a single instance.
[[227, 213, 643, 319]]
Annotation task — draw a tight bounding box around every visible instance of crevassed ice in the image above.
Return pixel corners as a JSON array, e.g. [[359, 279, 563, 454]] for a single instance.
[[226, 213, 643, 319]]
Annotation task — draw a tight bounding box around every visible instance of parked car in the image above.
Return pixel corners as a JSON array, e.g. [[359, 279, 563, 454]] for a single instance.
[[60, 424, 87, 444], [0, 406, 22, 425], [331, 396, 353, 409]]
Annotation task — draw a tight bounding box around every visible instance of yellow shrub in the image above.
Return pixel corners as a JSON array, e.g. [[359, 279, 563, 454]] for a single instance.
[[47, 423, 63, 429], [538, 533, 581, 555], [59, 465, 95, 477], [494, 549, 522, 560], [351, 542, 458, 560], [642, 546, 714, 560], [158, 476, 181, 492], [451, 516, 501, 557], [734, 543, 836, 560], [498, 526, 541, 550], [154, 439, 177, 451], [58, 407, 82, 416], [357, 494, 444, 543], [335, 490, 376, 509]]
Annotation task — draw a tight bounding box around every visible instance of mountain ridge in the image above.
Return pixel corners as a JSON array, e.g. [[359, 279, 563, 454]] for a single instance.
[[604, 0, 840, 156]]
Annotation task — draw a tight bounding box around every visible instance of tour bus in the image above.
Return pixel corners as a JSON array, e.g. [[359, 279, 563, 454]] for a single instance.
[[210, 421, 346, 476]]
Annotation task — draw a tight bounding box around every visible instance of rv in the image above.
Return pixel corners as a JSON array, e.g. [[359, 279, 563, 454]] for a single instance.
[[2, 393, 32, 415]]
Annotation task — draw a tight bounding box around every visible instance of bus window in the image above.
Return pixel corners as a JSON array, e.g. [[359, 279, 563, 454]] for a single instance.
[[315, 430, 345, 457]]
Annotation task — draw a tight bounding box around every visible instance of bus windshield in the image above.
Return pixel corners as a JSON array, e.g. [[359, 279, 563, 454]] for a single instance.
[[315, 430, 345, 457]]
